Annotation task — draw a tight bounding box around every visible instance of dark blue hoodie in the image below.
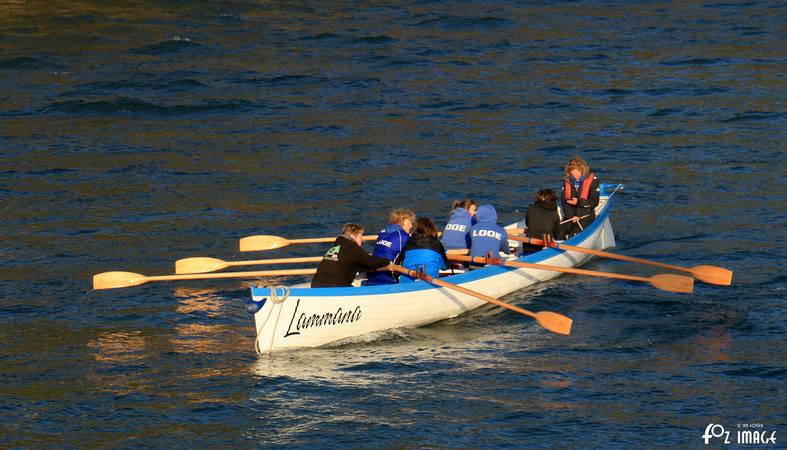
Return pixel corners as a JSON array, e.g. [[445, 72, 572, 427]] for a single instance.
[[365, 223, 410, 285], [441, 207, 473, 250], [469, 204, 509, 259]]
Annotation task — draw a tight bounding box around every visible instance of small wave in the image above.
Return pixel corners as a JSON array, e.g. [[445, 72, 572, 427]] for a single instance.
[[650, 107, 684, 117], [522, 101, 582, 111], [65, 78, 205, 95], [342, 78, 381, 88], [598, 88, 632, 96], [661, 57, 723, 66], [731, 26, 768, 36], [722, 363, 785, 379], [347, 35, 397, 45], [719, 111, 782, 123], [702, 1, 759, 8], [449, 102, 511, 112], [25, 168, 76, 175], [379, 58, 433, 68], [236, 74, 312, 86], [49, 14, 97, 25], [415, 15, 511, 30], [298, 32, 343, 41], [47, 98, 169, 115], [642, 87, 672, 96], [324, 328, 414, 348], [537, 145, 575, 153], [338, 361, 420, 373], [582, 53, 610, 61], [131, 37, 202, 55], [0, 56, 63, 70], [45, 97, 256, 116], [419, 100, 464, 109]]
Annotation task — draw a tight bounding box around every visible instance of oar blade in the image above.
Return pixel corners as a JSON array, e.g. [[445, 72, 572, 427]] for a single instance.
[[649, 274, 694, 293], [239, 235, 290, 252], [93, 271, 147, 290], [175, 257, 228, 274], [535, 311, 573, 335], [691, 265, 733, 286]]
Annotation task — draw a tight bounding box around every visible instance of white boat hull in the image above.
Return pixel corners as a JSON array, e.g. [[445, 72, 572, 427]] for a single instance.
[[249, 185, 621, 353]]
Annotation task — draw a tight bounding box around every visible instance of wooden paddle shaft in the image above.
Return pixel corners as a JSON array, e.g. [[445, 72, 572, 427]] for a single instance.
[[287, 236, 377, 244], [226, 256, 323, 266], [510, 236, 691, 273], [147, 268, 317, 282], [454, 255, 653, 283], [391, 265, 537, 319]]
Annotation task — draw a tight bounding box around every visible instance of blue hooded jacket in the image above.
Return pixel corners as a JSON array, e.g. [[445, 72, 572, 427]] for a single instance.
[[469, 204, 510, 259], [399, 233, 449, 282], [365, 223, 410, 285], [441, 207, 473, 250]]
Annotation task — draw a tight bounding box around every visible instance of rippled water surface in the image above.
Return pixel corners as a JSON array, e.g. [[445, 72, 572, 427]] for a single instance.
[[1, 1, 785, 448]]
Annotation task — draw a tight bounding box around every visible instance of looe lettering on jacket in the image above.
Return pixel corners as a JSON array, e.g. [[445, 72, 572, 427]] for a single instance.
[[445, 224, 467, 232], [377, 239, 393, 248], [472, 229, 502, 240]]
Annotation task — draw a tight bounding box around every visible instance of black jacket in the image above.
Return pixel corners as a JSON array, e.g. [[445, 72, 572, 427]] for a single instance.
[[525, 201, 561, 240], [311, 236, 390, 287]]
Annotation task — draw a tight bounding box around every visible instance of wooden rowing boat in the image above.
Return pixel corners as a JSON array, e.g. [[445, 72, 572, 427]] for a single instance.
[[248, 184, 623, 354]]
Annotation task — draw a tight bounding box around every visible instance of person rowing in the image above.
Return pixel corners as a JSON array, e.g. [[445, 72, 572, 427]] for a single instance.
[[364, 208, 415, 285], [523, 188, 561, 254], [441, 199, 477, 251], [399, 217, 449, 282], [469, 204, 510, 266], [311, 223, 392, 288]]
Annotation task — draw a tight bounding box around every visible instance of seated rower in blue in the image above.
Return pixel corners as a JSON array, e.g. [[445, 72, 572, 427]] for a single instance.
[[469, 204, 510, 264], [440, 199, 477, 251], [365, 208, 415, 285], [400, 217, 449, 282]]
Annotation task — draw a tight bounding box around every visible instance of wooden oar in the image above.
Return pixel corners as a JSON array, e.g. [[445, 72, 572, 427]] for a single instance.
[[389, 265, 572, 335], [239, 234, 377, 251], [93, 268, 317, 290], [176, 256, 323, 274], [451, 255, 694, 293], [507, 235, 732, 286]]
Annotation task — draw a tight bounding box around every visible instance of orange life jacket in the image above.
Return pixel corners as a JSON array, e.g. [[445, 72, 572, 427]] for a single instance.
[[564, 173, 595, 201]]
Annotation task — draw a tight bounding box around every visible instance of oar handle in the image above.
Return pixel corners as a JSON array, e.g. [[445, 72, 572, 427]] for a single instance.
[[559, 214, 591, 225]]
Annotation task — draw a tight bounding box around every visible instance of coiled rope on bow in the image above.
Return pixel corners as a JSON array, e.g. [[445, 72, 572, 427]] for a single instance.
[[254, 284, 290, 354]]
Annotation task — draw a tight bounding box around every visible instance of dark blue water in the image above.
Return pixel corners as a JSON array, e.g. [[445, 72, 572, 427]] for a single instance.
[[1, 1, 785, 447]]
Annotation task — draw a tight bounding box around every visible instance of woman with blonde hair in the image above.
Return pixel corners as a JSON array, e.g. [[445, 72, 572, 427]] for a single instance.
[[365, 208, 415, 285], [561, 157, 599, 238]]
